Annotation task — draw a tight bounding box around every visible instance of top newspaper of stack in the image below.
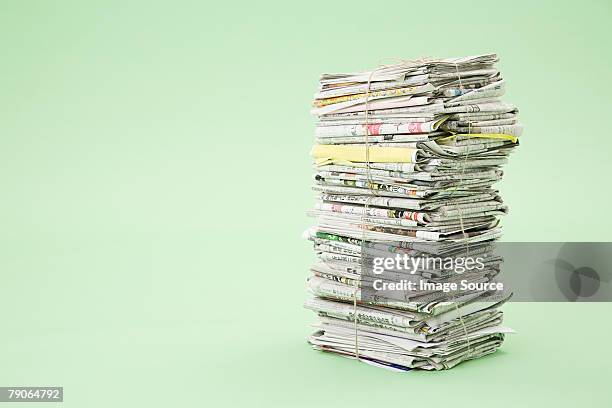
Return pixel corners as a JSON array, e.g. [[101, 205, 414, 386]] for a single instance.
[[309, 54, 521, 248]]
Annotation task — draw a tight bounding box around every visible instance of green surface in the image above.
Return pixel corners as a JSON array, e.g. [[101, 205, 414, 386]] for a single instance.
[[1, 0, 611, 406]]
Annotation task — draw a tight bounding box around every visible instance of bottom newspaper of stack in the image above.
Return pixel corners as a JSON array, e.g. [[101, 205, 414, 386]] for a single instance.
[[303, 230, 513, 371]]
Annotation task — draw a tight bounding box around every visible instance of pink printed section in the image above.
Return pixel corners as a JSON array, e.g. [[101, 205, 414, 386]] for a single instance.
[[366, 124, 382, 135], [407, 122, 423, 133]]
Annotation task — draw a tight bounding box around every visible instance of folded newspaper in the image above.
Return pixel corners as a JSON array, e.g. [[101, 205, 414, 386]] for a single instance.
[[304, 54, 519, 371]]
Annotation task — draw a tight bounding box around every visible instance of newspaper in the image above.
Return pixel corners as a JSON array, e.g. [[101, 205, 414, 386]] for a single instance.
[[304, 54, 520, 371]]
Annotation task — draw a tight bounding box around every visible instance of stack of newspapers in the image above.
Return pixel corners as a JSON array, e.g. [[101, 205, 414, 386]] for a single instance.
[[304, 54, 519, 371]]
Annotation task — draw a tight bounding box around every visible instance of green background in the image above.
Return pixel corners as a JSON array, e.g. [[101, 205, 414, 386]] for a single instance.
[[1, 0, 611, 406]]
